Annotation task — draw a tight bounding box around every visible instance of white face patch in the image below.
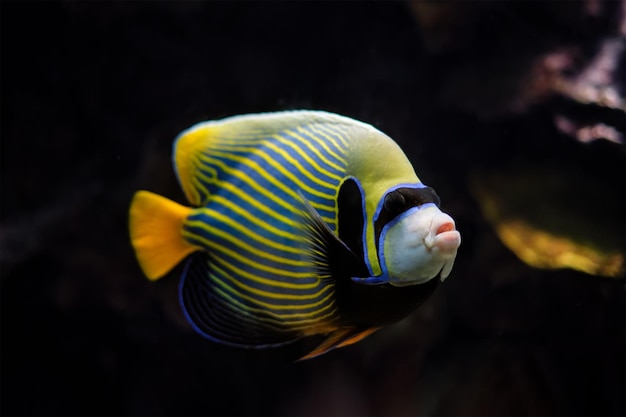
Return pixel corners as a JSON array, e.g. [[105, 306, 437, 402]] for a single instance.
[[380, 204, 461, 287]]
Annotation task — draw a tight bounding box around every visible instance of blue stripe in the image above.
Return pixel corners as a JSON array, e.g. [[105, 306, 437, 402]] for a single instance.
[[194, 140, 339, 221], [261, 137, 340, 189], [279, 129, 346, 173], [204, 149, 338, 221], [185, 209, 302, 252], [209, 262, 334, 311], [183, 223, 312, 278], [184, 216, 307, 268], [196, 167, 222, 196], [296, 125, 347, 165], [204, 280, 284, 333], [239, 150, 338, 219], [312, 123, 352, 148], [208, 250, 321, 297], [182, 214, 330, 297]]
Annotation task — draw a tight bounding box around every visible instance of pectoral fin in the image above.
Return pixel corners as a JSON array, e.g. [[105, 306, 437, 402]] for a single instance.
[[297, 191, 370, 282]]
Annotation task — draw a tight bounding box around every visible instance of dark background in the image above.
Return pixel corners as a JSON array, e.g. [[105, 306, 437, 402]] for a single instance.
[[1, 1, 624, 416]]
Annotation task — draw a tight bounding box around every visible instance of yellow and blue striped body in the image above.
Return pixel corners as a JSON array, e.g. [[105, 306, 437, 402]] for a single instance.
[[137, 110, 438, 354]]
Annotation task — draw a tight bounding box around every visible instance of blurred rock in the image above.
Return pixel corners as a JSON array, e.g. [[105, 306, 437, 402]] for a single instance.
[[470, 155, 625, 278], [409, 0, 625, 122]]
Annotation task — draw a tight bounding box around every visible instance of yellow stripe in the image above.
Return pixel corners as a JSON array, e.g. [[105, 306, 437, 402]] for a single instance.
[[292, 126, 347, 170], [191, 177, 210, 202], [218, 141, 338, 191], [200, 291, 286, 333], [207, 149, 336, 213], [197, 152, 301, 218], [322, 123, 354, 146], [272, 131, 343, 181], [301, 124, 347, 152], [188, 211, 301, 255], [183, 230, 320, 287], [209, 253, 331, 302], [254, 140, 339, 188], [181, 155, 215, 204], [184, 219, 309, 267], [308, 123, 350, 148], [210, 261, 337, 316], [212, 283, 337, 328], [183, 164, 203, 204], [191, 158, 217, 197], [208, 142, 339, 201], [194, 165, 301, 229], [206, 195, 302, 241]]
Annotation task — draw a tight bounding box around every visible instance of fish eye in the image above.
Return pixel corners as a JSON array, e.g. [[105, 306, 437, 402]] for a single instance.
[[383, 191, 406, 214]]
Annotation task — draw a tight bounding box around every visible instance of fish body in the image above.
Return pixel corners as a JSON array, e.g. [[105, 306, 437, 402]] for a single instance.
[[129, 111, 461, 359]]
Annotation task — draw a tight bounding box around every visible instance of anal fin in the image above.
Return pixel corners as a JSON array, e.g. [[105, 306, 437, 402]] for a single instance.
[[335, 327, 380, 349], [180, 253, 300, 349], [297, 327, 380, 361]]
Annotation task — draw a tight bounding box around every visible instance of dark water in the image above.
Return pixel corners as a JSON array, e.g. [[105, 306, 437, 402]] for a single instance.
[[2, 1, 624, 416]]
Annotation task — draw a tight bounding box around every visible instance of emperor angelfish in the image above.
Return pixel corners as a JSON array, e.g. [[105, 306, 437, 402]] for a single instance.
[[129, 110, 461, 360]]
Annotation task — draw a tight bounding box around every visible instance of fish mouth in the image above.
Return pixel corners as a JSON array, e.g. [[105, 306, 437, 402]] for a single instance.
[[424, 230, 461, 253], [424, 211, 460, 254]]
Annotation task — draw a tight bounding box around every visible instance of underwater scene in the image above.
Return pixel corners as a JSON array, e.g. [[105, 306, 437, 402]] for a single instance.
[[1, 1, 624, 416]]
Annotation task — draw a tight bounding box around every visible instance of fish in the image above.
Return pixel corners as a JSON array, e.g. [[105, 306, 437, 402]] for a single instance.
[[129, 110, 461, 360]]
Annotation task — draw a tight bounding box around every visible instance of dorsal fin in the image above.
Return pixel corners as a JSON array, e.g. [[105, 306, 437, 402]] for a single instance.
[[172, 110, 372, 207], [172, 123, 220, 206]]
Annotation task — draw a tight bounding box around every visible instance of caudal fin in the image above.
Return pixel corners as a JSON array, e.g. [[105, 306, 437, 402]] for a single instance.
[[129, 190, 199, 280]]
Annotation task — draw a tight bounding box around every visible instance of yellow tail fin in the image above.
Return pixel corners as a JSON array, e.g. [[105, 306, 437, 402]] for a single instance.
[[129, 190, 199, 281]]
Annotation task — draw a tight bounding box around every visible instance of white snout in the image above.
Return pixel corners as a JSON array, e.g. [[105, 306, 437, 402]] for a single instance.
[[423, 211, 461, 280], [381, 205, 461, 287]]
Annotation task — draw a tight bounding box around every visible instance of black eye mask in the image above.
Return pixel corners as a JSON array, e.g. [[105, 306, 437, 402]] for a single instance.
[[374, 186, 441, 250]]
